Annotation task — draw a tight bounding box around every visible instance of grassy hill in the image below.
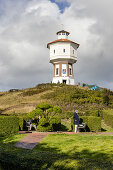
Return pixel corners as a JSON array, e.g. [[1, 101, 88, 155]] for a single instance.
[[0, 83, 113, 116]]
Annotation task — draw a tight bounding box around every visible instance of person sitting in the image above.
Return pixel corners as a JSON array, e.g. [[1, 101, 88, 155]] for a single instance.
[[29, 117, 37, 131]]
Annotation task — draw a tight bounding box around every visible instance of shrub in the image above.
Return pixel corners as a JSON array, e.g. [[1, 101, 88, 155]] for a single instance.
[[36, 102, 52, 111], [103, 95, 110, 105], [37, 117, 51, 132], [103, 110, 113, 128], [50, 116, 61, 131], [0, 116, 19, 136], [85, 110, 99, 117], [27, 108, 43, 119], [71, 116, 101, 132], [88, 116, 101, 132], [37, 116, 61, 132], [53, 106, 62, 113]]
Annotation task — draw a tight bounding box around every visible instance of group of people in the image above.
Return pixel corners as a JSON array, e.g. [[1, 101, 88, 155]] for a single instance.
[[29, 110, 79, 133]]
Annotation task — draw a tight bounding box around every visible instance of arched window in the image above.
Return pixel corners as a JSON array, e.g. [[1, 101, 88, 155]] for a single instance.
[[73, 50, 74, 54], [63, 49, 65, 53], [54, 49, 55, 54]]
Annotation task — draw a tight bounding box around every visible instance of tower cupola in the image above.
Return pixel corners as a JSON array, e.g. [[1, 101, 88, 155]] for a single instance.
[[56, 30, 70, 39]]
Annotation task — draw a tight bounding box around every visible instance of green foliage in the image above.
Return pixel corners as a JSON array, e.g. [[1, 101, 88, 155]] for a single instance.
[[103, 110, 113, 128], [18, 116, 29, 131], [85, 110, 99, 117], [27, 108, 43, 119], [103, 95, 110, 105], [0, 116, 19, 136], [53, 106, 62, 113], [41, 84, 113, 111], [50, 116, 61, 131], [36, 102, 52, 111], [71, 116, 101, 132], [46, 108, 53, 113], [21, 83, 56, 96], [37, 117, 51, 132], [61, 112, 74, 119], [88, 116, 101, 132], [37, 116, 61, 132]]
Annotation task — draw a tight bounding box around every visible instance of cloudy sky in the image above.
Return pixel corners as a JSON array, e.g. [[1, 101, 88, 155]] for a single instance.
[[0, 0, 113, 91]]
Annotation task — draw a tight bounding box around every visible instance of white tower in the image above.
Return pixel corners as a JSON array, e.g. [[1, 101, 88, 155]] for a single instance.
[[47, 30, 79, 85]]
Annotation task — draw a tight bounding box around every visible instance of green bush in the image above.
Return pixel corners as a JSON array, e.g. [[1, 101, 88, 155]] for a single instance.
[[88, 116, 101, 132], [37, 117, 51, 132], [53, 106, 62, 113], [85, 110, 99, 117], [103, 110, 113, 128], [0, 116, 19, 136], [71, 116, 101, 132], [36, 102, 52, 111], [50, 116, 61, 131], [27, 108, 43, 119], [37, 116, 61, 132]]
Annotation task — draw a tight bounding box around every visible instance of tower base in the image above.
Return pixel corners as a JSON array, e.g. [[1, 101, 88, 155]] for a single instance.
[[52, 77, 75, 85]]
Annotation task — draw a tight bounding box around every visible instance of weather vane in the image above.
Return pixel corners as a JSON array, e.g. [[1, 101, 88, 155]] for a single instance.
[[61, 23, 64, 30]]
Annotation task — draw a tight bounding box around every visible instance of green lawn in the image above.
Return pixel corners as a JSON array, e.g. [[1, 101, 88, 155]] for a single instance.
[[0, 134, 113, 169]]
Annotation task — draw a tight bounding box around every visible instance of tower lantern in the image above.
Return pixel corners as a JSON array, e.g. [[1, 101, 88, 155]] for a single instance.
[[47, 30, 79, 85]]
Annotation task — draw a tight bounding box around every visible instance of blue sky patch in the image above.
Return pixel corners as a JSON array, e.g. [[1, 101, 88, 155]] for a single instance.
[[50, 0, 70, 13]]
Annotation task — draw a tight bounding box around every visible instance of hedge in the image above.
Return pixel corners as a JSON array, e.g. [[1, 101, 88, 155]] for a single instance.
[[71, 116, 101, 132], [0, 116, 19, 136], [88, 116, 101, 132], [103, 110, 113, 128], [18, 116, 29, 131]]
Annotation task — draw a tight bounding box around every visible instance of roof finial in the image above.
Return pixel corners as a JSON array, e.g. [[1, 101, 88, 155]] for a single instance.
[[61, 23, 64, 30]]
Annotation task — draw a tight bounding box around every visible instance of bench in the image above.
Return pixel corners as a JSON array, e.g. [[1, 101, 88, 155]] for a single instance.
[[78, 123, 87, 132], [26, 121, 30, 131]]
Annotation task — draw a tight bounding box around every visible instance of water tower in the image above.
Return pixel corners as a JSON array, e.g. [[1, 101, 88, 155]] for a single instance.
[[47, 30, 79, 85]]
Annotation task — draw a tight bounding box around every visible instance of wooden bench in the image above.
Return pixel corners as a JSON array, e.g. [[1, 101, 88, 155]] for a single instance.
[[26, 121, 30, 131], [78, 123, 87, 132]]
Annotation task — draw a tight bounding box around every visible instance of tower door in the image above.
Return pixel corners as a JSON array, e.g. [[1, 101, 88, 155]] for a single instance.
[[63, 80, 66, 84]]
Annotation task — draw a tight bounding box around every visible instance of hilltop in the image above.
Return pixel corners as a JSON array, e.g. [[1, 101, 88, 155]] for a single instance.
[[0, 83, 113, 116]]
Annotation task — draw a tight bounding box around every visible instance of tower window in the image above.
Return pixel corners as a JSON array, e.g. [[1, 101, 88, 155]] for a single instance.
[[56, 68, 59, 75], [54, 49, 55, 53], [69, 68, 72, 75], [62, 33, 65, 35], [73, 50, 74, 54], [63, 49, 65, 53]]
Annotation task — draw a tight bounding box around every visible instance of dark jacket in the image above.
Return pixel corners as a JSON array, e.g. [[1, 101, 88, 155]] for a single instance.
[[73, 113, 79, 125]]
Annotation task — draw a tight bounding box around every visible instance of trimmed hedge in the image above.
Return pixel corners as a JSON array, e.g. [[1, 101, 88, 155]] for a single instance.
[[0, 116, 19, 136], [103, 110, 113, 128], [71, 116, 101, 132], [18, 116, 30, 131], [88, 116, 101, 132]]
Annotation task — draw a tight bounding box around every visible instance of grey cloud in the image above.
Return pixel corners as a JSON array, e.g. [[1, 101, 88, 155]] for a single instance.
[[0, 0, 113, 91]]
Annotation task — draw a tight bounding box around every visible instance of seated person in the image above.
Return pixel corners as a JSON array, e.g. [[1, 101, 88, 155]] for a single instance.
[[29, 117, 37, 130]]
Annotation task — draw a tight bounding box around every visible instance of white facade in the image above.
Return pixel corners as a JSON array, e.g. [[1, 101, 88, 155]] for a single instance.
[[49, 42, 77, 63], [47, 30, 79, 85], [52, 77, 75, 85]]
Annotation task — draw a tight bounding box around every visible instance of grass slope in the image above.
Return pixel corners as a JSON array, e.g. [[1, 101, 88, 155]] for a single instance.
[[0, 83, 113, 115]]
